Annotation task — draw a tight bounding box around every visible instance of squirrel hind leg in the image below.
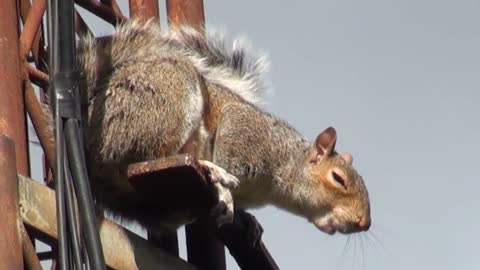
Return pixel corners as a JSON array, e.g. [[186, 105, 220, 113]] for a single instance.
[[86, 57, 205, 166]]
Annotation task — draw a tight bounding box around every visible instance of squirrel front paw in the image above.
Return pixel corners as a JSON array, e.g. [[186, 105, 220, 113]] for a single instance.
[[199, 160, 239, 227]]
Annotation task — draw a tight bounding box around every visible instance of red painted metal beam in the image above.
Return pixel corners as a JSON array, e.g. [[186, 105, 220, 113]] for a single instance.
[[129, 0, 160, 21], [19, 0, 47, 69], [0, 136, 24, 269], [165, 2, 225, 269], [166, 0, 205, 32], [0, 0, 30, 176], [19, 0, 47, 62]]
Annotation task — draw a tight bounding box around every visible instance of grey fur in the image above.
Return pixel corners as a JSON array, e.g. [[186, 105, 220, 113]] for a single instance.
[[78, 19, 269, 106]]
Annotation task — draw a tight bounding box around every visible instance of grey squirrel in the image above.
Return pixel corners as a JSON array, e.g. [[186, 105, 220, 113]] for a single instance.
[[62, 19, 370, 235]]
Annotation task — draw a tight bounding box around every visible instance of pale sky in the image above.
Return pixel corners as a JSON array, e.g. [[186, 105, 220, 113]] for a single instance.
[[30, 1, 480, 269]]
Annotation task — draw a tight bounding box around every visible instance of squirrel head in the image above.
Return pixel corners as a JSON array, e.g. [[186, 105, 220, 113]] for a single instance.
[[304, 127, 371, 235]]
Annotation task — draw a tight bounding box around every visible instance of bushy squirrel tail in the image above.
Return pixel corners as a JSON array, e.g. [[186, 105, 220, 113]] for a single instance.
[[78, 18, 271, 105]]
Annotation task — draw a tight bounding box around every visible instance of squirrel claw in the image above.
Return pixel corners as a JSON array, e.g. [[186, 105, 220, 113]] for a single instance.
[[209, 181, 235, 226], [199, 160, 240, 188], [200, 160, 238, 226]]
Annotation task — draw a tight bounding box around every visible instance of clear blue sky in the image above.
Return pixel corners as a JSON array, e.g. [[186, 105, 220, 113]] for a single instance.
[[30, 1, 480, 269]]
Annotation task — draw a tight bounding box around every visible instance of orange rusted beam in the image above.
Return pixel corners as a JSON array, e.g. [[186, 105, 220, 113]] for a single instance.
[[0, 0, 30, 175], [166, 0, 205, 32], [26, 64, 49, 85], [19, 0, 47, 70], [24, 81, 56, 177], [129, 0, 160, 21], [19, 0, 47, 61], [0, 136, 24, 269], [165, 2, 225, 269]]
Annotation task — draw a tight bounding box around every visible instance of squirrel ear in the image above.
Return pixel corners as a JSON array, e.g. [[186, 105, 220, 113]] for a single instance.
[[340, 152, 353, 165], [315, 127, 337, 157]]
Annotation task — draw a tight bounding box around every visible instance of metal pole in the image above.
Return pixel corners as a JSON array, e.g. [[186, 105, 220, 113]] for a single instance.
[[127, 0, 181, 255], [165, 1, 226, 269], [129, 0, 160, 21], [166, 0, 205, 32], [0, 0, 30, 176], [0, 136, 24, 269], [186, 218, 226, 270]]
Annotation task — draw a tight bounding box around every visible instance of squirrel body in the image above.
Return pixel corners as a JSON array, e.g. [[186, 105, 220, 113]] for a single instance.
[[70, 19, 370, 234]]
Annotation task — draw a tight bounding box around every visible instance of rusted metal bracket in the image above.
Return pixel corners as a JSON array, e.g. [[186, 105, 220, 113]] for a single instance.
[[127, 154, 218, 216]]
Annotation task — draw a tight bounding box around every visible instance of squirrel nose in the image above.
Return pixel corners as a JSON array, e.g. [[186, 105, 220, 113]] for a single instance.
[[357, 216, 371, 231]]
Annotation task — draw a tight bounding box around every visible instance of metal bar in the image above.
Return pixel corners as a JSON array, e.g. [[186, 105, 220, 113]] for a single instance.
[[0, 136, 24, 269], [100, 0, 124, 18], [148, 232, 179, 257], [64, 120, 106, 269], [18, 174, 199, 270], [64, 157, 83, 270], [129, 0, 160, 21], [186, 218, 226, 270], [164, 2, 225, 268], [19, 0, 47, 60], [24, 80, 56, 183], [21, 224, 43, 270], [166, 0, 205, 32], [75, 9, 93, 36], [19, 0, 46, 68], [75, 0, 126, 25], [0, 0, 30, 176], [26, 65, 50, 87], [54, 117, 69, 269], [127, 154, 218, 218], [37, 251, 55, 261], [219, 211, 280, 270], [127, 153, 217, 260]]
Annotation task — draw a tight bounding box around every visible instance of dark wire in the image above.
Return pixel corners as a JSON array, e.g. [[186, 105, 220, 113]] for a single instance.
[[54, 116, 69, 270], [64, 154, 84, 270], [50, 0, 106, 267], [48, 0, 70, 267], [65, 119, 105, 269]]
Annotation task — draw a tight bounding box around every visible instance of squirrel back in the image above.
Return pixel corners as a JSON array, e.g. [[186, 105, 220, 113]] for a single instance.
[[78, 19, 269, 108]]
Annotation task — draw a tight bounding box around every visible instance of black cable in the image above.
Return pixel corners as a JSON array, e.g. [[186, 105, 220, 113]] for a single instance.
[[55, 0, 75, 72], [64, 155, 84, 270], [49, 0, 71, 266], [65, 119, 105, 269], [50, 0, 106, 267], [54, 116, 69, 270]]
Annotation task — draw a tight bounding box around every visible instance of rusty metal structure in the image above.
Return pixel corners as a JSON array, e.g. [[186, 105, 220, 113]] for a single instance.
[[0, 0, 279, 269]]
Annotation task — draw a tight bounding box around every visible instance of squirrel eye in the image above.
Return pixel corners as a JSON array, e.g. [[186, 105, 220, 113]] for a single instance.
[[332, 171, 346, 187]]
